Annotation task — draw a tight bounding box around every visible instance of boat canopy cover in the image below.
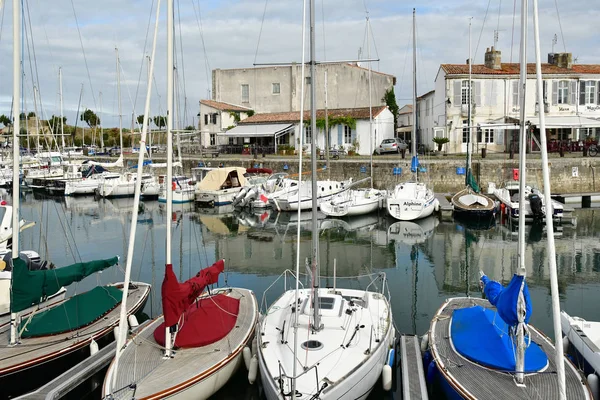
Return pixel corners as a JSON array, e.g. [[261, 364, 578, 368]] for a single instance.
[[410, 156, 419, 173], [451, 305, 548, 373], [153, 293, 239, 348], [11, 256, 119, 313], [19, 286, 122, 337], [161, 259, 224, 328], [482, 273, 532, 326], [196, 167, 247, 191]]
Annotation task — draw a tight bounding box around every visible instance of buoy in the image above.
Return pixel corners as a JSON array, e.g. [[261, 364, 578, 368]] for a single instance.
[[587, 374, 599, 400], [128, 315, 139, 329], [251, 337, 258, 356], [248, 355, 258, 384], [562, 335, 570, 353], [172, 182, 176, 191], [382, 364, 393, 391], [434, 199, 440, 212], [90, 339, 99, 356], [421, 333, 429, 353], [243, 346, 252, 370]]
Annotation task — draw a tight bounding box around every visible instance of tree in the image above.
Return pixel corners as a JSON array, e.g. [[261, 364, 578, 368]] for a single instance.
[[153, 115, 166, 130], [19, 112, 26, 120], [80, 109, 100, 128], [382, 87, 399, 129], [27, 111, 36, 118], [185, 125, 195, 131], [48, 115, 67, 133], [0, 114, 11, 127], [137, 114, 146, 126]]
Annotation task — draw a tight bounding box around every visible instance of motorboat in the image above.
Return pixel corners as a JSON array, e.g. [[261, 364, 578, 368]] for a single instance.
[[488, 180, 563, 221], [195, 167, 246, 206], [320, 178, 386, 217], [273, 178, 352, 211]]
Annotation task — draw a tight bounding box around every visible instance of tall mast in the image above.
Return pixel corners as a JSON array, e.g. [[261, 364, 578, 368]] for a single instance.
[[10, 0, 21, 345], [59, 67, 65, 150], [367, 13, 373, 188], [309, 0, 321, 332], [33, 86, 40, 151], [515, 0, 528, 385], [466, 18, 472, 185], [532, 0, 566, 396], [164, 0, 175, 356], [411, 9, 418, 182], [324, 70, 329, 179], [116, 49, 124, 156], [99, 91, 104, 151]]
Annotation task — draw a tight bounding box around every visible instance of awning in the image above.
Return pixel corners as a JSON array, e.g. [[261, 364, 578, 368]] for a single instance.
[[527, 116, 600, 128], [219, 123, 293, 138], [396, 126, 412, 133]]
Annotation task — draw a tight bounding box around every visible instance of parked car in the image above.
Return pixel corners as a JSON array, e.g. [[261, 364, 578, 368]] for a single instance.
[[375, 138, 408, 155]]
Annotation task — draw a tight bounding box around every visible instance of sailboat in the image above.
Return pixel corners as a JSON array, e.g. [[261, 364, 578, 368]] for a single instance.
[[451, 20, 497, 220], [386, 10, 438, 222], [258, 2, 395, 399], [423, 2, 591, 399], [320, 177, 386, 217], [102, 1, 258, 398], [0, 4, 150, 396]]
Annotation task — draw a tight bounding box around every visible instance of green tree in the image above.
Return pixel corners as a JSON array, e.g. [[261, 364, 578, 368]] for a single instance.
[[185, 125, 195, 131], [153, 115, 166, 130], [382, 87, 399, 129], [0, 114, 12, 127], [27, 111, 36, 118], [80, 109, 100, 129], [137, 114, 146, 126], [48, 115, 67, 133], [19, 112, 26, 120]]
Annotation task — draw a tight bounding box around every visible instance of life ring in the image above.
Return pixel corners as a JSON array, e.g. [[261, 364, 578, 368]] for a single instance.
[[172, 182, 176, 191]]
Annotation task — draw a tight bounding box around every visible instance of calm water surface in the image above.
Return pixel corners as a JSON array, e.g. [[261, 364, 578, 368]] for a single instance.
[[10, 190, 600, 399]]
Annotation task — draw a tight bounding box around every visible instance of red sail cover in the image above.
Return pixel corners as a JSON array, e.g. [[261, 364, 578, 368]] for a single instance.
[[161, 259, 224, 328]]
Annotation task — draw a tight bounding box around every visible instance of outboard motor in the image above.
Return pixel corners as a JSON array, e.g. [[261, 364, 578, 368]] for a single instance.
[[232, 187, 248, 207], [1, 252, 53, 272], [528, 193, 544, 220]]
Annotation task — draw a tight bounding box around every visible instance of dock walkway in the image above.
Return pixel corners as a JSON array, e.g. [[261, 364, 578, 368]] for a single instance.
[[400, 334, 429, 400]]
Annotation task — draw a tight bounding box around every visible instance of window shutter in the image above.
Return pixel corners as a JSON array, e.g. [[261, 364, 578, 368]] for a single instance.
[[580, 81, 586, 105], [337, 124, 343, 145], [453, 81, 461, 105], [597, 82, 600, 105], [570, 81, 577, 105], [351, 128, 356, 143], [512, 80, 519, 107], [489, 81, 497, 106], [474, 81, 482, 106], [552, 81, 558, 105]]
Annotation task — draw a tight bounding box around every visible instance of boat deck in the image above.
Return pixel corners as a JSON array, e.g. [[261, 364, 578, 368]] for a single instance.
[[430, 297, 590, 399], [107, 288, 257, 399]]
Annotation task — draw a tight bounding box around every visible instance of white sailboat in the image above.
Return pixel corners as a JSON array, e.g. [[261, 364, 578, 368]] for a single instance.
[[386, 11, 438, 221], [423, 3, 591, 399], [258, 2, 395, 399], [102, 2, 258, 397], [320, 177, 386, 217]]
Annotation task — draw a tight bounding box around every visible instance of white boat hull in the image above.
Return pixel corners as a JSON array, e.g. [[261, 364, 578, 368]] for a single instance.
[[64, 180, 99, 196], [195, 187, 242, 206], [321, 189, 386, 217], [561, 311, 600, 374], [386, 182, 438, 221]]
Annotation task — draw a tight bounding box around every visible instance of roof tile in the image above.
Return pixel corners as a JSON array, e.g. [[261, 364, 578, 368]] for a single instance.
[[238, 106, 387, 124], [441, 63, 600, 75], [200, 100, 252, 112]]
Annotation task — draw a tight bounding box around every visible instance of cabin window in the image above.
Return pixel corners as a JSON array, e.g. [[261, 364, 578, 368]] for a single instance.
[[241, 84, 250, 103]]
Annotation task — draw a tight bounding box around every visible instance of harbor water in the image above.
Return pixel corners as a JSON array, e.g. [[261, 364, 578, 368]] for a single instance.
[[11, 190, 600, 399]]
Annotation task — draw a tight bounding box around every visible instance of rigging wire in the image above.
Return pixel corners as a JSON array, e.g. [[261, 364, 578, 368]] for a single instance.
[[510, 0, 517, 63], [253, 0, 270, 65], [133, 0, 156, 113], [474, 0, 493, 63], [0, 0, 6, 44], [176, 0, 188, 126], [69, 0, 97, 110], [553, 0, 567, 53], [190, 0, 211, 98]]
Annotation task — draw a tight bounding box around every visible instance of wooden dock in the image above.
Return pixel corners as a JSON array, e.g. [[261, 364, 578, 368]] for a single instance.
[[435, 193, 453, 221], [552, 192, 600, 208], [400, 334, 429, 400]]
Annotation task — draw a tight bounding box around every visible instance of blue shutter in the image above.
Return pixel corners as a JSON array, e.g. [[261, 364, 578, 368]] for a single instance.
[[337, 125, 343, 145], [351, 127, 356, 143]]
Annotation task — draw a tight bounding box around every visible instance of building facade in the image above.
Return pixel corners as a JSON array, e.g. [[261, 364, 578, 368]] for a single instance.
[[221, 106, 394, 156], [211, 63, 396, 114], [419, 47, 600, 154], [198, 100, 253, 147]]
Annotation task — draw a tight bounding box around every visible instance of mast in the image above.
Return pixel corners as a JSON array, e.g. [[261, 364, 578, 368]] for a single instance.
[[110, 0, 160, 389], [466, 18, 472, 186], [367, 13, 373, 188], [532, 0, 566, 396], [324, 70, 329, 179], [309, 0, 321, 332], [99, 91, 104, 152], [164, 0, 175, 357], [116, 48, 124, 157], [411, 9, 418, 182], [33, 86, 40, 152], [59, 67, 65, 150], [515, 0, 528, 385], [10, 0, 21, 345]]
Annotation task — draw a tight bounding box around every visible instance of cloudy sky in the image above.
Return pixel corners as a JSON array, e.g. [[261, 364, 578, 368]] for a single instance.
[[0, 0, 597, 129]]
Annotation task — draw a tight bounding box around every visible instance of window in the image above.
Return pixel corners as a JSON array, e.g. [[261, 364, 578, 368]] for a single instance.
[[585, 81, 596, 104], [305, 125, 312, 144], [343, 125, 352, 144], [204, 114, 209, 125], [484, 129, 494, 143], [272, 83, 280, 94], [461, 80, 472, 105], [211, 113, 217, 124], [241, 84, 249, 103], [210, 134, 216, 146], [462, 120, 469, 143], [512, 80, 519, 107], [558, 80, 569, 104]]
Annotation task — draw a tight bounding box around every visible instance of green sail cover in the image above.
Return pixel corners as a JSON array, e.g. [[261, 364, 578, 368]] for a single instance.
[[466, 170, 480, 193], [11, 256, 119, 313], [20, 286, 123, 338]]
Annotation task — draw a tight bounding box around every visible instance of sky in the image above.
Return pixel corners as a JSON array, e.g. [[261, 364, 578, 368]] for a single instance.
[[0, 0, 598, 129]]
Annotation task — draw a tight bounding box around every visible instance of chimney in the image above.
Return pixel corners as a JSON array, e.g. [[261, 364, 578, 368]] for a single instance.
[[548, 52, 572, 69], [484, 46, 502, 70]]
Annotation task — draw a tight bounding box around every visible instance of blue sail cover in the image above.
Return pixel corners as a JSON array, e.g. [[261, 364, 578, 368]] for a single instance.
[[410, 156, 419, 173], [482, 274, 532, 326], [451, 305, 548, 373]]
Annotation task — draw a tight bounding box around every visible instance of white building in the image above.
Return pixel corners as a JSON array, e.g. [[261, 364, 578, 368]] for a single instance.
[[419, 47, 600, 154], [221, 106, 394, 155], [211, 63, 396, 114], [198, 100, 253, 147], [396, 104, 413, 141]]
